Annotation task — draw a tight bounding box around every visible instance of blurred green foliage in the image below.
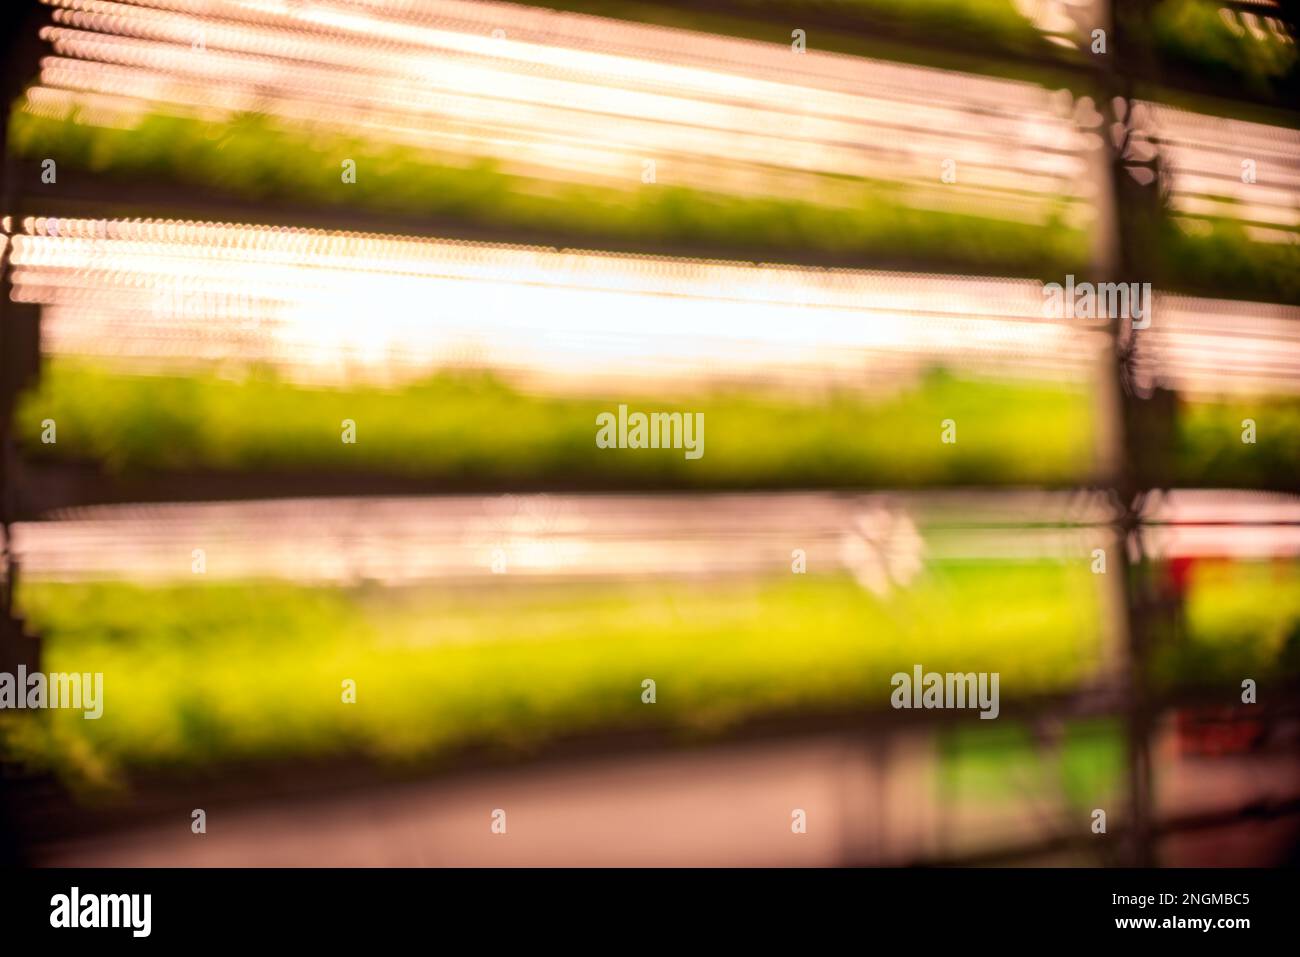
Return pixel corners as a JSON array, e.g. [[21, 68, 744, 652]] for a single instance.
[[544, 0, 1048, 56], [1176, 394, 1300, 487], [17, 360, 1100, 487], [937, 718, 1125, 810], [6, 557, 1291, 787], [1151, 0, 1298, 94], [5, 562, 1103, 785], [1155, 559, 1300, 688], [1158, 217, 1300, 306], [9, 106, 1088, 277]]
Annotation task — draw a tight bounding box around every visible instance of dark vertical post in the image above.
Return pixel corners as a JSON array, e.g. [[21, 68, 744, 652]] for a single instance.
[[1099, 2, 1175, 867], [0, 0, 46, 867], [0, 0, 47, 675]]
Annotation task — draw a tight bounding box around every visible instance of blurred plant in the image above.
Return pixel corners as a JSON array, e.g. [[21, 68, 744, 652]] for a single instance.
[[16, 360, 1100, 487], [7, 106, 1088, 277], [5, 562, 1104, 785], [1150, 0, 1298, 94]]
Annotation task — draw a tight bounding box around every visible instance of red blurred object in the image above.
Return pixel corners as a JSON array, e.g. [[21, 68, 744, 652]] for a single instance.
[[1176, 707, 1265, 757], [1168, 555, 1197, 595]]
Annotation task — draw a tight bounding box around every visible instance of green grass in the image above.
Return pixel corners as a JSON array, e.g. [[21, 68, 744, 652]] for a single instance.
[[3, 562, 1104, 785], [16, 359, 1101, 487], [8, 106, 1088, 277], [1175, 394, 1300, 487]]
